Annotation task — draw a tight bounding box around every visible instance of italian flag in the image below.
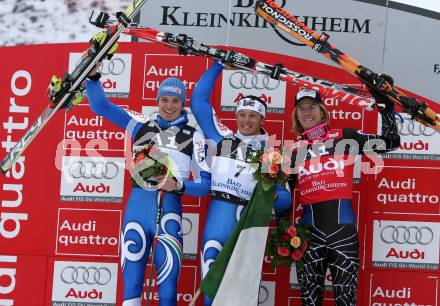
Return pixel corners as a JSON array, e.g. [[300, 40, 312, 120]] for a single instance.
[[201, 183, 275, 306]]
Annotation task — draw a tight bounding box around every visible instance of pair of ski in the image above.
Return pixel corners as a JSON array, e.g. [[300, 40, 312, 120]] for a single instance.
[[254, 0, 440, 131], [0, 0, 149, 173], [114, 22, 373, 102], [2, 0, 439, 174], [116, 6, 440, 132]]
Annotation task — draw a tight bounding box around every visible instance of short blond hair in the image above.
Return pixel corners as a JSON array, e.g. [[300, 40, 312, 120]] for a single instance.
[[291, 103, 330, 136]]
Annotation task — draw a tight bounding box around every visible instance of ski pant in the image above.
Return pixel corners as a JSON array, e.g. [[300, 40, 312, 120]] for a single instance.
[[297, 199, 359, 306], [121, 187, 183, 306], [200, 199, 244, 306]]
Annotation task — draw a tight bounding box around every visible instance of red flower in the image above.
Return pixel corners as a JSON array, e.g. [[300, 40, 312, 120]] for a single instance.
[[286, 225, 297, 237], [269, 164, 280, 177], [280, 233, 291, 242], [291, 250, 303, 261], [277, 246, 291, 257], [134, 152, 145, 163]]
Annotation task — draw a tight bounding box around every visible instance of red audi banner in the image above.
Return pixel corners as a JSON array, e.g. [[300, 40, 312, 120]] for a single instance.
[[55, 208, 122, 257], [366, 270, 438, 306], [368, 166, 440, 215], [142, 54, 207, 102]]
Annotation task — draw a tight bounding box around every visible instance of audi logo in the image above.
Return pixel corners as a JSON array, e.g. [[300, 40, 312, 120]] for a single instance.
[[397, 118, 436, 136], [98, 58, 126, 75], [380, 225, 434, 245], [74, 57, 126, 76], [69, 160, 119, 179], [229, 71, 280, 90], [61, 266, 112, 285], [258, 285, 269, 304]]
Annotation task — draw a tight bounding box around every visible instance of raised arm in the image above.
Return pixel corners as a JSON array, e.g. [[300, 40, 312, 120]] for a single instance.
[[190, 61, 225, 144], [85, 79, 142, 139], [350, 100, 400, 155]]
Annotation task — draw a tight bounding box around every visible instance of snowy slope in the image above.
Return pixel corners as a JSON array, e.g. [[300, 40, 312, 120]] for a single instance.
[[0, 0, 133, 46]]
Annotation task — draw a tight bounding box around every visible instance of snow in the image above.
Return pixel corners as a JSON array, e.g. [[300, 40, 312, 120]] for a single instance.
[[0, 0, 133, 46]]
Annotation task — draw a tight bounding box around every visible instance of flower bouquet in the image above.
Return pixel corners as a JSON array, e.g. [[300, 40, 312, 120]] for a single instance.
[[266, 217, 313, 270], [250, 147, 290, 191], [130, 144, 169, 188]]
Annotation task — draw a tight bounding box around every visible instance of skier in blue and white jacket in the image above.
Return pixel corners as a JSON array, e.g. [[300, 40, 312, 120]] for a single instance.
[[190, 61, 292, 306], [86, 70, 210, 306]]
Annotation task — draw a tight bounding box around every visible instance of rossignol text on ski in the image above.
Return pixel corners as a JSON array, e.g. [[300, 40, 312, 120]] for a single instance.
[[255, 0, 440, 132]]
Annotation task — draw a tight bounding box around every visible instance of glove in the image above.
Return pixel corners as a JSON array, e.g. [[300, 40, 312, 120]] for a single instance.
[[87, 61, 102, 80], [370, 74, 395, 112], [87, 72, 102, 81]]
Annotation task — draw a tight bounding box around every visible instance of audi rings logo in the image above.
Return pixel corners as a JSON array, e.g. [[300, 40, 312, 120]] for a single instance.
[[397, 118, 436, 136], [74, 57, 126, 76], [258, 285, 269, 304], [98, 58, 126, 75], [229, 71, 280, 90], [61, 266, 112, 285], [182, 217, 193, 236], [380, 225, 434, 245], [69, 160, 119, 179]]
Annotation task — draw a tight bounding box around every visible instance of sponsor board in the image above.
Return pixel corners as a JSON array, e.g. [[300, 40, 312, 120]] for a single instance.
[[323, 93, 367, 131], [56, 208, 121, 257], [372, 220, 440, 270], [63, 104, 127, 152], [60, 156, 125, 203], [379, 113, 440, 160], [139, 0, 383, 72], [368, 270, 438, 306], [371, 166, 440, 215], [182, 213, 199, 260], [143, 54, 206, 101], [51, 261, 118, 306], [69, 53, 132, 99], [220, 70, 287, 114], [1, 69, 32, 241]]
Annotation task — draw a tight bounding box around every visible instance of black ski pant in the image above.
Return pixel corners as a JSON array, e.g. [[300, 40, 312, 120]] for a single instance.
[[297, 200, 359, 306]]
